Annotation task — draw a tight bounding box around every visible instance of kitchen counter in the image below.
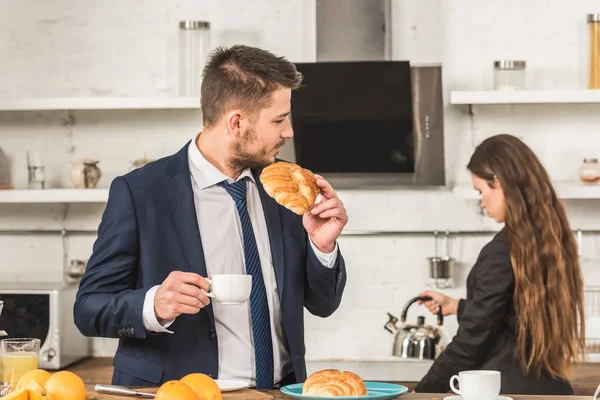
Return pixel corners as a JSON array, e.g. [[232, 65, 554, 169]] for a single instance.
[[84, 387, 592, 400], [66, 358, 599, 397]]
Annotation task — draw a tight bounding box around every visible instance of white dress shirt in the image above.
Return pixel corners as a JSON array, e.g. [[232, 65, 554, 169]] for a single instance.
[[141, 134, 339, 387]]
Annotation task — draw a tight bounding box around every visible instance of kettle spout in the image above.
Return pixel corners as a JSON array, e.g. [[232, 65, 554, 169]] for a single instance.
[[384, 312, 399, 334]]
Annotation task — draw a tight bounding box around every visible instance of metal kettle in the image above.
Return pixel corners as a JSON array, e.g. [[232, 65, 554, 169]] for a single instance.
[[384, 296, 447, 360]]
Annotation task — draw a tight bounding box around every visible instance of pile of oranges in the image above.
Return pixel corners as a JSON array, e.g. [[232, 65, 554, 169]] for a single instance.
[[1, 369, 222, 400], [156, 373, 222, 400], [2, 369, 86, 400]]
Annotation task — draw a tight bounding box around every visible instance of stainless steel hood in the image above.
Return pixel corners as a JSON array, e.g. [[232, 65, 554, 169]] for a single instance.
[[281, 0, 445, 188]]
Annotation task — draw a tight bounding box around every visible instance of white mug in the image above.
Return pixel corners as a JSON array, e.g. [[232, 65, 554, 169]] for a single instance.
[[202, 274, 252, 304], [449, 370, 501, 400]]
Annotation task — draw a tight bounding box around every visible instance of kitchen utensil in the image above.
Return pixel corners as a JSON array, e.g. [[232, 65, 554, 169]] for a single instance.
[[384, 296, 446, 360], [427, 231, 455, 288], [95, 384, 155, 398]]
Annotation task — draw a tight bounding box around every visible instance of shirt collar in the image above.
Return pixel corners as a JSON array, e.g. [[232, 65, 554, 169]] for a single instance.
[[188, 132, 255, 190]]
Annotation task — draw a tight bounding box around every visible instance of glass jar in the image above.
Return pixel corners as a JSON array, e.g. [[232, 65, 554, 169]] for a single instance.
[[579, 158, 600, 184], [494, 60, 526, 91], [179, 21, 211, 96], [588, 14, 600, 89]]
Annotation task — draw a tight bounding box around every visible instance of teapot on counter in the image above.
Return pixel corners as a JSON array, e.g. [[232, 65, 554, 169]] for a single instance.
[[384, 296, 447, 360]]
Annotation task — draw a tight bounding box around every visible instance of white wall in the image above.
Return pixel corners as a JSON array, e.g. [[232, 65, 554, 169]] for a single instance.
[[1, 0, 600, 373]]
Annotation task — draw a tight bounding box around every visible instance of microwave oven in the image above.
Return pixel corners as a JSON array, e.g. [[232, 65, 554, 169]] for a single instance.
[[0, 282, 91, 369], [289, 61, 445, 188]]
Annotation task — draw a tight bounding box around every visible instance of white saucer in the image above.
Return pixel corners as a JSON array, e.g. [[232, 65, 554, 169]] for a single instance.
[[215, 379, 248, 392], [444, 396, 512, 400]]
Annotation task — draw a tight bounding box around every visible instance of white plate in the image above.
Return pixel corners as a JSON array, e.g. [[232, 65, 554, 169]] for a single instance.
[[444, 396, 512, 400], [215, 379, 248, 392]]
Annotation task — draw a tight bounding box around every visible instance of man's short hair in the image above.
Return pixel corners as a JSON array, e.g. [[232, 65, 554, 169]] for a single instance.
[[200, 45, 303, 128]]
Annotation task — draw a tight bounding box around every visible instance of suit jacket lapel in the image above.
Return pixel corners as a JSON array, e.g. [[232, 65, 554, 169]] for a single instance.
[[163, 142, 214, 326], [253, 169, 285, 301]]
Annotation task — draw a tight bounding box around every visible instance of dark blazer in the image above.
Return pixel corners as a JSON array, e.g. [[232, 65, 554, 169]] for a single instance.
[[415, 229, 573, 395], [73, 142, 347, 386]]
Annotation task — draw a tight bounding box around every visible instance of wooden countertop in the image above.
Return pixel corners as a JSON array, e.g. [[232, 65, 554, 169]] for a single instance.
[[85, 388, 592, 400], [67, 358, 598, 399]]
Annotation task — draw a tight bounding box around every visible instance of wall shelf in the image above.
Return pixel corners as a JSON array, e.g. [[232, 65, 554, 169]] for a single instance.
[[0, 189, 109, 203], [0, 97, 200, 111], [450, 90, 600, 105], [3, 184, 599, 204], [453, 183, 600, 200]]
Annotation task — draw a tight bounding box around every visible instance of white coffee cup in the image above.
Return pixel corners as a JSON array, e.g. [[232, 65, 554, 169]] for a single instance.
[[202, 274, 252, 304], [449, 370, 501, 400]]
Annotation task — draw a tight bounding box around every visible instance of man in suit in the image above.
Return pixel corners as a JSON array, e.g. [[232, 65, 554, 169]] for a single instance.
[[73, 44, 348, 389]]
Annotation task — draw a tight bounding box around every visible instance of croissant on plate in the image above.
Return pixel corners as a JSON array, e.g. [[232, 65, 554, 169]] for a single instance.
[[302, 369, 368, 397], [259, 161, 320, 215]]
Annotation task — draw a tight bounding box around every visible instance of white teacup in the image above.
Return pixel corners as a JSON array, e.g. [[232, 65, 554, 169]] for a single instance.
[[203, 274, 252, 304], [449, 370, 501, 400]]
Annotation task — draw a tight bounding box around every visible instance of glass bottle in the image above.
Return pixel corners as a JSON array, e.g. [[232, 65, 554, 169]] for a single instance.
[[179, 21, 211, 96], [494, 60, 526, 91], [588, 14, 600, 89], [579, 158, 600, 184]]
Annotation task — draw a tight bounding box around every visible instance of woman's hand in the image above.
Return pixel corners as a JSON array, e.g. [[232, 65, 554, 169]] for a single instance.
[[418, 290, 459, 316]]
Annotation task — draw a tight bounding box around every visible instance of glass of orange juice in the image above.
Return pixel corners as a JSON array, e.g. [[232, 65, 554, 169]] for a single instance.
[[0, 338, 40, 387]]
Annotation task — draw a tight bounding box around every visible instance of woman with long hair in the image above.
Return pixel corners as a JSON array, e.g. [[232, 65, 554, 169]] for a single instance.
[[414, 134, 585, 395]]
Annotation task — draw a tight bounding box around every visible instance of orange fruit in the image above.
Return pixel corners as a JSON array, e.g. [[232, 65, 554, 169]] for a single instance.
[[16, 369, 52, 391], [44, 371, 86, 400], [1, 387, 28, 400], [180, 373, 222, 400], [155, 380, 198, 400], [26, 380, 54, 400]]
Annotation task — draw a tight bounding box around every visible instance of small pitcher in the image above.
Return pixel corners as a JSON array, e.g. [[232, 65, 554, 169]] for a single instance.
[[70, 158, 101, 189]]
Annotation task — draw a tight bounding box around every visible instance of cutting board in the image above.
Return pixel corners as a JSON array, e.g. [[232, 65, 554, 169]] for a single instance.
[[86, 387, 273, 400]]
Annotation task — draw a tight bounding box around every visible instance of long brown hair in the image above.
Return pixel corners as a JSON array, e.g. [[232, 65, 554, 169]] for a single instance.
[[467, 134, 585, 379]]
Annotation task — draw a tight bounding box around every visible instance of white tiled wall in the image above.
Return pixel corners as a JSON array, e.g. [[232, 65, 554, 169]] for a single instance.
[[1, 1, 600, 371]]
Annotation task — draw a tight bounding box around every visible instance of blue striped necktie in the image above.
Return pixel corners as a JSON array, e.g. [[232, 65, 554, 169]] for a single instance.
[[218, 178, 274, 389]]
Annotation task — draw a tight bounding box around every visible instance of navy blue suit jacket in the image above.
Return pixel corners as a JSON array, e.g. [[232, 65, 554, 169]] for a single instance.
[[73, 142, 347, 386]]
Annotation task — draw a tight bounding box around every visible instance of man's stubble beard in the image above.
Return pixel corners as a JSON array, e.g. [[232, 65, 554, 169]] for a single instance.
[[227, 126, 283, 171]]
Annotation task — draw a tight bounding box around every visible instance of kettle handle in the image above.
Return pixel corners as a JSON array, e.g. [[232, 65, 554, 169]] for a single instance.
[[400, 296, 444, 326]]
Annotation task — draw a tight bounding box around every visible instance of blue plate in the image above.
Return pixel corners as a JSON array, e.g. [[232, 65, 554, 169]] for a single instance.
[[280, 381, 408, 399]]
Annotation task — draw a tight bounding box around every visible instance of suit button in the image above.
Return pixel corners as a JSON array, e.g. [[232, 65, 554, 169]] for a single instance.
[[208, 374, 215, 378], [117, 329, 124, 337], [128, 328, 135, 336], [209, 330, 217, 339]]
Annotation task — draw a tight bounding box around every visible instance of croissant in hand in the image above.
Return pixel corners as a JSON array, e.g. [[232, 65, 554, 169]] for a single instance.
[[259, 161, 320, 215], [302, 369, 368, 397]]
